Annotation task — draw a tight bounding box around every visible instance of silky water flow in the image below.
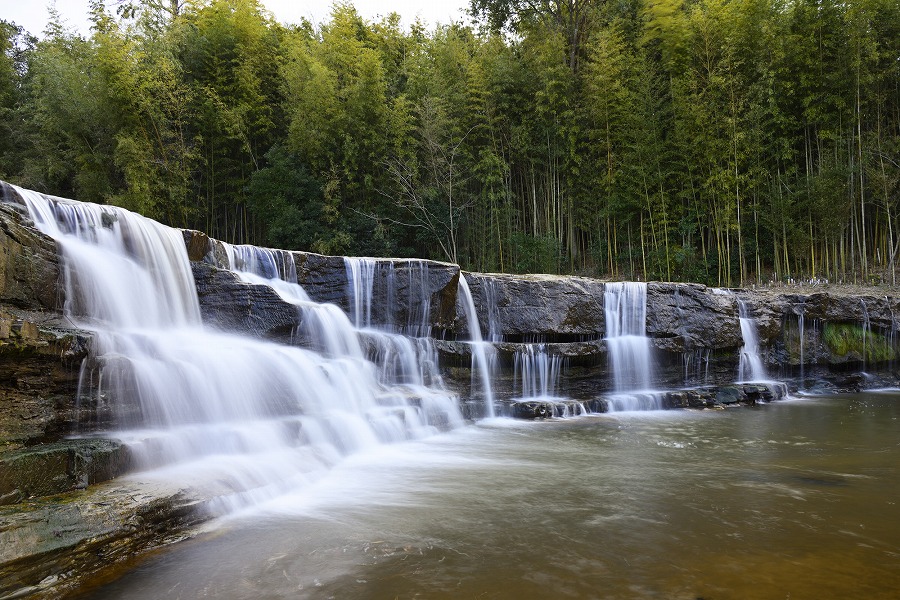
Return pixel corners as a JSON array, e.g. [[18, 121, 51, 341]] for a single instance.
[[14, 186, 463, 514]]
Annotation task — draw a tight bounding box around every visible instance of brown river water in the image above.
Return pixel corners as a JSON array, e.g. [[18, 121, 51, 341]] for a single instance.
[[77, 392, 900, 600]]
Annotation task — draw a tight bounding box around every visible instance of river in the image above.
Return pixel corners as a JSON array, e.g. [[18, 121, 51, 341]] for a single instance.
[[77, 392, 900, 599]]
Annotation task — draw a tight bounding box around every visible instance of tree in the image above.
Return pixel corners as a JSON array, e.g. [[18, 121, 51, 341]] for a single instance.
[[385, 96, 475, 263], [470, 0, 599, 72]]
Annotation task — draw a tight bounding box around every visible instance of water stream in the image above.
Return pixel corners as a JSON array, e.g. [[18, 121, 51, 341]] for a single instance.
[[604, 282, 660, 411], [80, 392, 900, 600], [513, 343, 564, 400], [14, 186, 463, 514], [737, 298, 767, 382], [457, 276, 497, 417]]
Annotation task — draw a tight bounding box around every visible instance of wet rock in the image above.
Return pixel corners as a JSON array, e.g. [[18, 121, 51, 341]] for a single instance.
[[716, 386, 743, 405], [0, 200, 61, 312], [0, 480, 211, 599], [0, 439, 131, 505], [646, 283, 741, 353], [191, 262, 301, 341], [181, 229, 211, 262], [512, 401, 554, 419], [0, 309, 92, 449], [460, 272, 606, 339]]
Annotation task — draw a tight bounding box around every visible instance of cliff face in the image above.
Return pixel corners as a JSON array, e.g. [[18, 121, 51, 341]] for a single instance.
[[0, 201, 61, 313], [0, 198, 89, 453], [460, 272, 606, 339]]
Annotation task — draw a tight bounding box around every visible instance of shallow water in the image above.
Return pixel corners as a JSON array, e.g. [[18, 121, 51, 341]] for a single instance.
[[78, 393, 900, 599]]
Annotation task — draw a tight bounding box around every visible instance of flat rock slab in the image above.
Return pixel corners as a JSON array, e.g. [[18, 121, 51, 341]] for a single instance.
[[0, 439, 131, 506], [0, 479, 210, 599]]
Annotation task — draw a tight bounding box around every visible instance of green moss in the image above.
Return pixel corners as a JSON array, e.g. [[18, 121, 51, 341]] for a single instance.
[[823, 323, 895, 362]]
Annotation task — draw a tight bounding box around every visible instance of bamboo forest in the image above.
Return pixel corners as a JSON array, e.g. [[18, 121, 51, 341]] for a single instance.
[[1, 0, 898, 286]]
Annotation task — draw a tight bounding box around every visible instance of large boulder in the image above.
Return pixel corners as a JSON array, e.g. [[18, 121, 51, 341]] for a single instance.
[[191, 262, 302, 340], [460, 272, 606, 339], [646, 283, 741, 353]]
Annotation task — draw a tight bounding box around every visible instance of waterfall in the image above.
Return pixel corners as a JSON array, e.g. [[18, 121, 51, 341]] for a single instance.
[[888, 297, 898, 371], [604, 282, 659, 411], [797, 303, 806, 385], [482, 277, 503, 342], [345, 257, 377, 329], [405, 261, 433, 338], [860, 299, 870, 371], [737, 298, 767, 382], [514, 344, 564, 400], [343, 257, 435, 337], [457, 276, 496, 417], [14, 186, 462, 513]]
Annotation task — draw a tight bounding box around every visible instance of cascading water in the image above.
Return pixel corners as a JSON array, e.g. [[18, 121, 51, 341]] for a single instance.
[[514, 344, 564, 400], [603, 282, 660, 411], [343, 257, 435, 338], [482, 278, 503, 342], [403, 261, 434, 337], [859, 299, 871, 371], [477, 277, 580, 416], [457, 276, 496, 417], [797, 303, 806, 386], [676, 287, 710, 386], [345, 257, 377, 329], [736, 298, 767, 382], [889, 297, 898, 371], [13, 186, 462, 513]]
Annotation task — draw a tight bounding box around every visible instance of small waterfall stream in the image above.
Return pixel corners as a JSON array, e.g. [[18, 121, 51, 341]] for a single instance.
[[513, 344, 564, 400], [859, 299, 871, 371], [797, 302, 806, 386], [345, 257, 377, 329], [457, 276, 497, 417], [737, 298, 767, 382], [604, 282, 660, 411], [14, 186, 463, 514]]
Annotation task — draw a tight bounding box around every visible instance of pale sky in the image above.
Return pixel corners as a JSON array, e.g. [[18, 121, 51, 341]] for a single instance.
[[2, 0, 470, 37]]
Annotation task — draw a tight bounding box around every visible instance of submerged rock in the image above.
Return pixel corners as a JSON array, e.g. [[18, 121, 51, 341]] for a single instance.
[[512, 401, 555, 419]]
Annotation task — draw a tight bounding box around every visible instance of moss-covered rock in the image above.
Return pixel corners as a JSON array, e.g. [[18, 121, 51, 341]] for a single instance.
[[823, 323, 894, 363]]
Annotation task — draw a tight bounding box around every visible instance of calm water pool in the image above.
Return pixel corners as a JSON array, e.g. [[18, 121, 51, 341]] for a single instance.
[[78, 393, 900, 599]]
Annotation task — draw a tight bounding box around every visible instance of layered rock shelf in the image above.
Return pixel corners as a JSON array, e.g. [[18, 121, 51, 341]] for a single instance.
[[1, 179, 898, 443]]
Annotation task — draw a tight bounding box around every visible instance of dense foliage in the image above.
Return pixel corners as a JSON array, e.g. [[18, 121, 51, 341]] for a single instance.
[[1, 0, 898, 286]]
